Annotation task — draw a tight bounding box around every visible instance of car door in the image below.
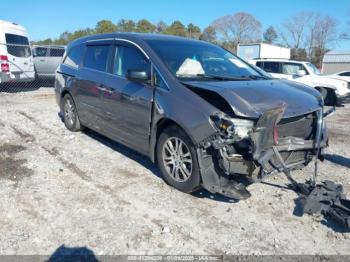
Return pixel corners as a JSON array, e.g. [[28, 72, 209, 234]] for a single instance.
[[100, 42, 154, 154], [33, 47, 49, 76], [47, 48, 65, 77], [74, 40, 114, 131]]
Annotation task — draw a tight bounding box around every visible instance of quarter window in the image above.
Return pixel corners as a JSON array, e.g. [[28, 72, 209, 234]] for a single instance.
[[154, 69, 167, 89], [83, 45, 110, 72], [63, 45, 85, 69], [113, 46, 150, 77], [256, 61, 263, 68]]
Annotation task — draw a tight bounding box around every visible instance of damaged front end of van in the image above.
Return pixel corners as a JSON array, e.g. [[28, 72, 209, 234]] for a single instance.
[[185, 81, 330, 200]]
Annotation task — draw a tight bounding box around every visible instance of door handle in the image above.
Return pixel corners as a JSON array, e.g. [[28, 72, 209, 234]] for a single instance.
[[39, 59, 45, 62], [97, 85, 113, 94]]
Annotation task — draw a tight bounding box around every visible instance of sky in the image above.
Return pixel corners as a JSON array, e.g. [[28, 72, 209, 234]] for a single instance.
[[2, 0, 350, 50]]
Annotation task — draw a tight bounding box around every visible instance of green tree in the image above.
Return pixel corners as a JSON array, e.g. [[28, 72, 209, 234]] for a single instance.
[[95, 20, 117, 34], [117, 19, 136, 32], [136, 19, 156, 33], [200, 26, 217, 43], [31, 38, 53, 45], [54, 31, 72, 45], [165, 20, 187, 36], [187, 23, 201, 39], [263, 26, 278, 43]]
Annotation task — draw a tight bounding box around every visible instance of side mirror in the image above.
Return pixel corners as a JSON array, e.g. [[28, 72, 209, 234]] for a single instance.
[[127, 69, 150, 83], [296, 70, 306, 77]]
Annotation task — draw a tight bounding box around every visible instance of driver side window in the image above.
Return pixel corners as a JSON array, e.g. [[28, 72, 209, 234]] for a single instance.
[[113, 45, 150, 77]]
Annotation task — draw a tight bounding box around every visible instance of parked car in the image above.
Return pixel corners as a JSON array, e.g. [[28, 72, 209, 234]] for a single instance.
[[251, 59, 350, 105], [0, 20, 35, 83], [329, 71, 350, 83], [55, 33, 328, 199], [32, 45, 65, 79]]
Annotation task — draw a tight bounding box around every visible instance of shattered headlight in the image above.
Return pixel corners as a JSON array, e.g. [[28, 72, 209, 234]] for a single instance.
[[210, 114, 254, 139]]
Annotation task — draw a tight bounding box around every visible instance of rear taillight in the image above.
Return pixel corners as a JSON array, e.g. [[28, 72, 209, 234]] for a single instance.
[[0, 55, 9, 72]]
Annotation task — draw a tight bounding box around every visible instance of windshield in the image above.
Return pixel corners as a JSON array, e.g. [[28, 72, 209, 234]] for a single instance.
[[146, 39, 264, 80], [306, 62, 321, 75]]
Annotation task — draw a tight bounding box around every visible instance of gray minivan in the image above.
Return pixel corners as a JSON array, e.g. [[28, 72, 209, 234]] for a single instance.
[[32, 45, 65, 79], [55, 33, 329, 199]]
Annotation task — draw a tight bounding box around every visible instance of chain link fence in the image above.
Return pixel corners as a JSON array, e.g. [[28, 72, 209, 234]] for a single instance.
[[0, 43, 65, 92]]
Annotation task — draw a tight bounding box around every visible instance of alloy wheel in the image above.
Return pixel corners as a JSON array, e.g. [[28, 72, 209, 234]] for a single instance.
[[162, 137, 193, 182]]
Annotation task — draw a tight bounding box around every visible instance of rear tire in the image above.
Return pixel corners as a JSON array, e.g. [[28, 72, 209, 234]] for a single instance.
[[62, 94, 82, 132], [156, 126, 201, 193]]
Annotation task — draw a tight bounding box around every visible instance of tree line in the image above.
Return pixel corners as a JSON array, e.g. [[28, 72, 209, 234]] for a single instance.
[[32, 12, 347, 68]]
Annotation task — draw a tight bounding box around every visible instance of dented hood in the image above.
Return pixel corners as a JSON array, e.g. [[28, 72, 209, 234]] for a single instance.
[[185, 79, 322, 119]]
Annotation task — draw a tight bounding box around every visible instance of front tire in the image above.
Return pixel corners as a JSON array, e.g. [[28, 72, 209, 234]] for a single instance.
[[62, 94, 82, 132], [156, 126, 201, 193], [317, 87, 336, 106]]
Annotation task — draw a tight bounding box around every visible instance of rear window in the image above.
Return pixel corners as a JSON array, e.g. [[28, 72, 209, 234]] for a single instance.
[[5, 33, 31, 58], [63, 45, 85, 69], [50, 48, 65, 57], [5, 33, 29, 45], [83, 45, 110, 72]]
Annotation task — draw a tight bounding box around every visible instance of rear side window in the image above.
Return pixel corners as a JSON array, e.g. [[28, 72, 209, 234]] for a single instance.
[[49, 48, 65, 57], [261, 62, 281, 74], [5, 33, 31, 58], [83, 45, 110, 72], [339, 72, 350, 76], [282, 63, 303, 75], [34, 47, 48, 57], [113, 45, 150, 77], [63, 45, 85, 69]]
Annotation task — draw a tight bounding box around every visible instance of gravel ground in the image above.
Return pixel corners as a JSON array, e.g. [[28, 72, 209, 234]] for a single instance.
[[0, 87, 349, 256]]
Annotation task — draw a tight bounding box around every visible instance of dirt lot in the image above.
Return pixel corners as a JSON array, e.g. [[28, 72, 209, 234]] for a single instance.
[[0, 87, 349, 256]]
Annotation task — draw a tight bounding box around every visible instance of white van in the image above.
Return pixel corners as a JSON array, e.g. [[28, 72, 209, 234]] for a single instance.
[[0, 20, 35, 83]]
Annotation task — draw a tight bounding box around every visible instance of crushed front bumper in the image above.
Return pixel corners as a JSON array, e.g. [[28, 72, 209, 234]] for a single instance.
[[197, 104, 330, 200], [250, 105, 328, 177]]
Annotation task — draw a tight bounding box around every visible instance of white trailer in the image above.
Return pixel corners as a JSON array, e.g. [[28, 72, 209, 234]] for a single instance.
[[237, 43, 291, 60]]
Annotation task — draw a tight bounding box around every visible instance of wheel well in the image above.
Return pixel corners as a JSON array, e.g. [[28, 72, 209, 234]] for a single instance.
[[153, 118, 194, 162], [60, 90, 70, 109], [156, 118, 181, 139], [315, 86, 336, 105]]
